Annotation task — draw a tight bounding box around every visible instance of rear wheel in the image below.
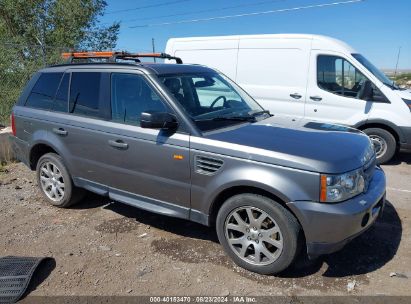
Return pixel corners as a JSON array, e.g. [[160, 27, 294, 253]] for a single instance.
[[216, 194, 301, 275], [36, 153, 84, 208], [363, 128, 396, 164]]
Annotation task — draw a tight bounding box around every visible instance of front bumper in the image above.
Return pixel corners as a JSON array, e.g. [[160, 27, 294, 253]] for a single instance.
[[287, 167, 386, 258]]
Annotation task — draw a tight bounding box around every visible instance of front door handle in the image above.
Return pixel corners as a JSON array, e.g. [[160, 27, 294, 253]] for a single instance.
[[108, 139, 128, 150], [310, 96, 323, 101], [52, 128, 68, 136], [290, 93, 302, 99]]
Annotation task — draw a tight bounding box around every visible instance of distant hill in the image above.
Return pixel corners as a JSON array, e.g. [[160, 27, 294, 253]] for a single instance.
[[381, 69, 411, 76]]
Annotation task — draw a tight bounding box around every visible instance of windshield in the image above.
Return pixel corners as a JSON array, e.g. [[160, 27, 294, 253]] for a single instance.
[[352, 53, 398, 89], [159, 72, 266, 131]]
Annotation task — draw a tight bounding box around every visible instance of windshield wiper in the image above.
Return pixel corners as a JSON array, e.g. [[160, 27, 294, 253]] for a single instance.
[[384, 81, 399, 90], [248, 110, 272, 117]]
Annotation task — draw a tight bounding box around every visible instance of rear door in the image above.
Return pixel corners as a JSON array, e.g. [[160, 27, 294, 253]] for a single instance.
[[171, 38, 239, 80], [236, 37, 310, 121], [46, 69, 115, 187]]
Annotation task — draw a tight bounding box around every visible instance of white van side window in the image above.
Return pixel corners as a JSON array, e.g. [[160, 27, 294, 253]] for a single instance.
[[317, 55, 368, 99]]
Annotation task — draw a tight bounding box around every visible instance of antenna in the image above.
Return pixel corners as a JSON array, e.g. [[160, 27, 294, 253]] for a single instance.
[[394, 46, 402, 78], [152, 38, 156, 63]]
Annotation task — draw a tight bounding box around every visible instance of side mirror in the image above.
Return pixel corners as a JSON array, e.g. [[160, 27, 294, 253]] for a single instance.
[[358, 80, 373, 100], [140, 112, 178, 130]]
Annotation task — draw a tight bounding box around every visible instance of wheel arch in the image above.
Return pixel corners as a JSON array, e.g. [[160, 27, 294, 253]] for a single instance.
[[208, 185, 302, 230], [355, 120, 401, 144], [29, 142, 60, 170]]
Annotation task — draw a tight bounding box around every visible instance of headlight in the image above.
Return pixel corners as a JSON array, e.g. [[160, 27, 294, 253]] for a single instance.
[[320, 168, 365, 203]]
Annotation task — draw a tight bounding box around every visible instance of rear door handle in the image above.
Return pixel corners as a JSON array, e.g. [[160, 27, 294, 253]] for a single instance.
[[52, 128, 68, 136], [310, 96, 323, 101], [290, 93, 302, 99], [108, 139, 128, 150]]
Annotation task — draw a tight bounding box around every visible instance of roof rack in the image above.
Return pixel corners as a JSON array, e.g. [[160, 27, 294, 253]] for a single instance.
[[61, 51, 183, 64]]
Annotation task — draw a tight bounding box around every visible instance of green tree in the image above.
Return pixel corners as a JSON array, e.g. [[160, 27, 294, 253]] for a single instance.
[[0, 0, 120, 125]]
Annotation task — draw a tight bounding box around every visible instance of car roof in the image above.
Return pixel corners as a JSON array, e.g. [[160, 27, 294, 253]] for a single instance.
[[41, 62, 216, 75]]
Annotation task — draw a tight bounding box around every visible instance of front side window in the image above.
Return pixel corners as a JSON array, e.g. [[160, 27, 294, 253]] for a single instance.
[[111, 73, 168, 126], [159, 72, 265, 132], [317, 55, 368, 98], [69, 72, 101, 118], [25, 72, 63, 110]]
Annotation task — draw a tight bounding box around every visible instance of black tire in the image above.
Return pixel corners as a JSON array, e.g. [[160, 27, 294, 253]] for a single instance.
[[36, 153, 85, 208], [216, 193, 301, 275], [363, 128, 396, 164]]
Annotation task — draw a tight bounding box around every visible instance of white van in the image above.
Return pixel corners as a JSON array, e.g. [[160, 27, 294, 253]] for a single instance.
[[165, 34, 411, 163]]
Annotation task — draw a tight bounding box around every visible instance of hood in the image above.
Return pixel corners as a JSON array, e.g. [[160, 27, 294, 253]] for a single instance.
[[203, 117, 374, 173], [396, 88, 411, 100]]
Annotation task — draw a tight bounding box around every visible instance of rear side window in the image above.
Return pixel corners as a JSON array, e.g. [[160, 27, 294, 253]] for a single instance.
[[25, 73, 63, 110], [69, 72, 101, 118]]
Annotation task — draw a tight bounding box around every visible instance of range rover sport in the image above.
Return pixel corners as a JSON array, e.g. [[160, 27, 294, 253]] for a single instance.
[[9, 52, 386, 274]]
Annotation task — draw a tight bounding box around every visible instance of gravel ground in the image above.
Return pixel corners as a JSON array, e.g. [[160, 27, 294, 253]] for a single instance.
[[0, 154, 410, 297]]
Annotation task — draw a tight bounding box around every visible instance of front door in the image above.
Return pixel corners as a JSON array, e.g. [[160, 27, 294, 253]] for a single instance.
[[104, 72, 191, 211]]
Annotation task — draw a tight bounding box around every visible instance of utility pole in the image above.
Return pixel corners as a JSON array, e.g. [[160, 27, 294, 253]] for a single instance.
[[394, 46, 402, 78], [152, 38, 156, 63]]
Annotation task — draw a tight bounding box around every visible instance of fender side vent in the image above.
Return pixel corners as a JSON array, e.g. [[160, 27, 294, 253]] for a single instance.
[[195, 155, 223, 175]]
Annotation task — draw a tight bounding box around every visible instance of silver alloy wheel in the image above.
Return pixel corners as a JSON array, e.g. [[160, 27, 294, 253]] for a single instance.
[[369, 135, 387, 158], [224, 206, 283, 266], [39, 161, 65, 202]]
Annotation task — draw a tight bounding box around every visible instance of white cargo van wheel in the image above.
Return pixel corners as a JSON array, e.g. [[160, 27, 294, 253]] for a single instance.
[[363, 128, 396, 164]]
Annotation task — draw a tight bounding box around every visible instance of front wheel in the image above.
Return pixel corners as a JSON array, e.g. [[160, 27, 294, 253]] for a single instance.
[[363, 128, 396, 164], [216, 194, 301, 275]]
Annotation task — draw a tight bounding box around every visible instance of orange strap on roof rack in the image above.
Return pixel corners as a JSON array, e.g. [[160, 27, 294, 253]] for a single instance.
[[61, 51, 183, 64]]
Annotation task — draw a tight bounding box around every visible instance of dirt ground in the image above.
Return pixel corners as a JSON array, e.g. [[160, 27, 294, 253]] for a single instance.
[[0, 154, 410, 297]]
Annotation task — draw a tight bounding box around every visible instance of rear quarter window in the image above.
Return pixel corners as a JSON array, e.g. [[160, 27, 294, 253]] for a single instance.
[[25, 72, 63, 110]]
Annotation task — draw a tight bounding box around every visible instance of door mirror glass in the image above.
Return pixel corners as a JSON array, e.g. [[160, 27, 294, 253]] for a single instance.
[[140, 111, 178, 129]]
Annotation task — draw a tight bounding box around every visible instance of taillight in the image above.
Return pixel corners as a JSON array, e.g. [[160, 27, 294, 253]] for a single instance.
[[11, 113, 16, 136]]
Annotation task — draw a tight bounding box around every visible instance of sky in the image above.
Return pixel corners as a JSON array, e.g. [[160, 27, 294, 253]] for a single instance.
[[100, 0, 411, 69]]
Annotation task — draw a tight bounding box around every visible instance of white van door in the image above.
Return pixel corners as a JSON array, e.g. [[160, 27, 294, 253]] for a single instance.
[[170, 38, 239, 80], [236, 38, 310, 120], [305, 51, 372, 125]]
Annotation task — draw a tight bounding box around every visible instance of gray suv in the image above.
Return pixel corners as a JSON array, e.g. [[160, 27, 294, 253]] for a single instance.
[[9, 53, 386, 275]]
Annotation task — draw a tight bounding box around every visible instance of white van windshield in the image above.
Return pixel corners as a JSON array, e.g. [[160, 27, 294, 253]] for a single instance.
[[352, 53, 399, 90]]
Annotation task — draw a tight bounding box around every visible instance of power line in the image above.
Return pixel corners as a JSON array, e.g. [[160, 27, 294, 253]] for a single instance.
[[129, 0, 364, 28], [106, 0, 192, 15], [120, 0, 288, 24]]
